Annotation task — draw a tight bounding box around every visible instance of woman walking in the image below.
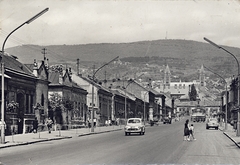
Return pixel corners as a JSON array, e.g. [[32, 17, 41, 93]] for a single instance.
[[184, 119, 190, 141], [46, 117, 53, 133]]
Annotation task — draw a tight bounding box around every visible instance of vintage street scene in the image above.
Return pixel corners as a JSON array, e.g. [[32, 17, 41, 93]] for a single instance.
[[1, 0, 240, 164]]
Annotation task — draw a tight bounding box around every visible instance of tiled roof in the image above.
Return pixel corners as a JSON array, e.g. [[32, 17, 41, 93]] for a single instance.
[[2, 53, 35, 78], [25, 64, 34, 71], [49, 72, 60, 84]]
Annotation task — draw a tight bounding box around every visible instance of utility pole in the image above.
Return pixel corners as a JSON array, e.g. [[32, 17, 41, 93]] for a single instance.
[[42, 48, 47, 59]]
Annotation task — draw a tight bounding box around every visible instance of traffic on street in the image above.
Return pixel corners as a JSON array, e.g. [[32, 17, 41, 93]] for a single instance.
[[0, 118, 240, 164]]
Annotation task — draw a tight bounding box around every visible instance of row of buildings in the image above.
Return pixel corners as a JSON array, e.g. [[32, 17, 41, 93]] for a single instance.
[[3, 50, 236, 135], [157, 63, 240, 125], [0, 53, 171, 135]]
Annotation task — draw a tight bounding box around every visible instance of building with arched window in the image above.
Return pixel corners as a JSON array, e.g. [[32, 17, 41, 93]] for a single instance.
[[1, 52, 38, 135]]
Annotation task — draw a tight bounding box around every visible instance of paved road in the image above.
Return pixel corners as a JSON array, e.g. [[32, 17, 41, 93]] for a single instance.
[[177, 122, 240, 164], [0, 118, 239, 164]]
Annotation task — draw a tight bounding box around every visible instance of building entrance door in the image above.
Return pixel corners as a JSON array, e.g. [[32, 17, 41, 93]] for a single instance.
[[17, 93, 24, 134]]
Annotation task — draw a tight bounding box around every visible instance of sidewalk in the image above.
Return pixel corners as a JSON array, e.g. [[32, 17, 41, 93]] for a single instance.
[[0, 119, 184, 149], [219, 123, 240, 148], [0, 125, 123, 149]]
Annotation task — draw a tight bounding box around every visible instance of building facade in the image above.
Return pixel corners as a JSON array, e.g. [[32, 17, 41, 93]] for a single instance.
[[48, 67, 88, 129]]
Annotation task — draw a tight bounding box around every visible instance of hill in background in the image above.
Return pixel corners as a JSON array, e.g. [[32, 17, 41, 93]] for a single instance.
[[5, 39, 240, 83]]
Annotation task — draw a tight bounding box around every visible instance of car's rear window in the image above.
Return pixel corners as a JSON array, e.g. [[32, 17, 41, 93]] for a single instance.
[[128, 119, 141, 123]]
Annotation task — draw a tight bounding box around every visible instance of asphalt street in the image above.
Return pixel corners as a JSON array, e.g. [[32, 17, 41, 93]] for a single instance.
[[0, 118, 239, 164]]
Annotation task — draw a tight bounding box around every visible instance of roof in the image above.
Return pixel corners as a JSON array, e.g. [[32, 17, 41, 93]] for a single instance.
[[175, 100, 220, 107], [73, 74, 112, 94], [1, 52, 35, 78], [114, 88, 136, 101], [49, 72, 61, 85]]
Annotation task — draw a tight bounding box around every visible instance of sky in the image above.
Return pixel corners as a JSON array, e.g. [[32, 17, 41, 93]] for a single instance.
[[1, 0, 240, 49]]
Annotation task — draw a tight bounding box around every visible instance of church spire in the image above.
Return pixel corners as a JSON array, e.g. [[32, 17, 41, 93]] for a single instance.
[[199, 64, 205, 86], [164, 64, 171, 85]]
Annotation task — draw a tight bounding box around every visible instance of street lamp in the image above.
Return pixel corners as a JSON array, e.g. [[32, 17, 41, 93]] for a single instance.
[[204, 37, 239, 135], [91, 56, 119, 132], [203, 65, 228, 130], [0, 8, 49, 144]]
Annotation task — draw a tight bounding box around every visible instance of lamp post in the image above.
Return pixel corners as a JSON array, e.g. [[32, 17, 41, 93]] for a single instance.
[[124, 73, 144, 124], [0, 8, 49, 144], [143, 91, 148, 125], [204, 37, 239, 134], [124, 79, 134, 125], [203, 65, 228, 130], [91, 56, 119, 132]]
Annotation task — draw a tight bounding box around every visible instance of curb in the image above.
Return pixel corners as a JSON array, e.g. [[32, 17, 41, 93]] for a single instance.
[[78, 128, 123, 137], [223, 132, 240, 148], [219, 127, 240, 148], [0, 136, 72, 149], [0, 128, 123, 149]]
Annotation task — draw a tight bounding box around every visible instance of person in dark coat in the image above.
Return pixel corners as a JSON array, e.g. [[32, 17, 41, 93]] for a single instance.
[[32, 117, 38, 133], [183, 119, 190, 141]]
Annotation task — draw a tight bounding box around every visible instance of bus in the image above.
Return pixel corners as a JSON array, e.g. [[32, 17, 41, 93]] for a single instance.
[[191, 107, 206, 122]]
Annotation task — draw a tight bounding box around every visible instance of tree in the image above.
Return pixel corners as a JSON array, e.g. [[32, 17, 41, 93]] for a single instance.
[[189, 84, 197, 101], [48, 93, 65, 124], [48, 93, 65, 111]]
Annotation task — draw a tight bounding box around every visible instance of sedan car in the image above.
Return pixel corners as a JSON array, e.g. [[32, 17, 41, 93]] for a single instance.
[[124, 118, 145, 136], [206, 118, 219, 130]]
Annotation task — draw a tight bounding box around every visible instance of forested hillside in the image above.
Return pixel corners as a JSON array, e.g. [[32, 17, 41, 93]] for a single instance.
[[5, 39, 240, 82]]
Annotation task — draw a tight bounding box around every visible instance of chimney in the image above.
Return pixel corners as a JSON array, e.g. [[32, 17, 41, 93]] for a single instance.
[[33, 59, 38, 77], [59, 72, 63, 84]]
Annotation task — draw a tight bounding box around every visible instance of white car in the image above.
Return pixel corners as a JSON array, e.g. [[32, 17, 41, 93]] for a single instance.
[[206, 118, 219, 130], [124, 118, 145, 136]]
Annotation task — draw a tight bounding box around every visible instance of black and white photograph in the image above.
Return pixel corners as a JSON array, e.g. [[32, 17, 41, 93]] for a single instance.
[[1, 0, 240, 164]]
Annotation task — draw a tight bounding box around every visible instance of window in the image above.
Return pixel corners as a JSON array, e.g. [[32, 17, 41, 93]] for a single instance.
[[30, 95, 34, 113], [41, 94, 44, 106], [174, 84, 177, 89], [128, 119, 140, 123], [179, 84, 182, 89]]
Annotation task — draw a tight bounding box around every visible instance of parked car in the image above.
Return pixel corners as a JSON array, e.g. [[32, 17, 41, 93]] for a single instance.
[[206, 118, 219, 130], [124, 118, 145, 136], [163, 116, 171, 124]]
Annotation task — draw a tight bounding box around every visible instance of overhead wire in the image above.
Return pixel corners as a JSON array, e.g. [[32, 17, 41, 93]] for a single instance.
[[1, 29, 75, 62]]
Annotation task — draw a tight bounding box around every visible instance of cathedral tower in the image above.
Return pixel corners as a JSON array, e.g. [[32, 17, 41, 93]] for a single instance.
[[164, 65, 171, 85]]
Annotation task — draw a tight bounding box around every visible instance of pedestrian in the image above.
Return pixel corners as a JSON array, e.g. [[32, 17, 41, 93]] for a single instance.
[[105, 120, 108, 126], [93, 118, 97, 127], [116, 118, 119, 126], [32, 117, 38, 133], [183, 119, 190, 141], [189, 124, 196, 140], [46, 117, 53, 133], [88, 119, 91, 128], [108, 118, 112, 126]]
